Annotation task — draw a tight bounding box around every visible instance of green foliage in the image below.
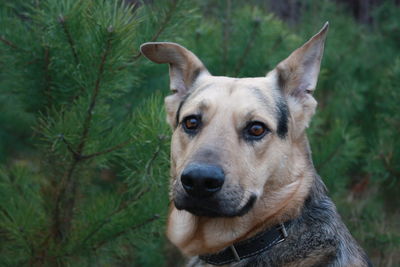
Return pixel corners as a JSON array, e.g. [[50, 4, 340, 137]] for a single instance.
[[0, 95, 171, 265], [181, 3, 301, 78], [1, 0, 399, 266], [0, 0, 185, 265]]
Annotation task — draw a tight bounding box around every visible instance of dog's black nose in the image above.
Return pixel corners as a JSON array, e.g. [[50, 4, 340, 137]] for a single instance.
[[181, 164, 225, 198]]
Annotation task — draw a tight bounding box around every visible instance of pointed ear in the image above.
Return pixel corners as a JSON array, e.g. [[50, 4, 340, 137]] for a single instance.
[[140, 42, 210, 127], [276, 22, 328, 97], [270, 22, 328, 138]]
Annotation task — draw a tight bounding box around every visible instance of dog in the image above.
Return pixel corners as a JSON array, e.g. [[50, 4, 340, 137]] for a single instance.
[[140, 22, 371, 266]]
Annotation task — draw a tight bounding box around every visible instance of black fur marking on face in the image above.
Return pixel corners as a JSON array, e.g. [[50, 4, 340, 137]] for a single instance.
[[175, 95, 190, 127], [276, 98, 289, 138]]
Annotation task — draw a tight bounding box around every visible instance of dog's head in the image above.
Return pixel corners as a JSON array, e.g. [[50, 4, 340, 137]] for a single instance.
[[141, 23, 328, 253]]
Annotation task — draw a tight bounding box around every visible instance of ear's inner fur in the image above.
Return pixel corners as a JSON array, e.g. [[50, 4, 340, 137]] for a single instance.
[[275, 22, 328, 98]]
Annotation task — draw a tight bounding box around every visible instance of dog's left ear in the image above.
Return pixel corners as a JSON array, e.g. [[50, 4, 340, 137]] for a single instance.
[[140, 42, 210, 127], [269, 22, 329, 137]]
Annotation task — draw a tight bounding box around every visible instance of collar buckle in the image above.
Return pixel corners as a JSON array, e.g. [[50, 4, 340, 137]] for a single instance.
[[276, 222, 288, 244], [229, 245, 241, 262]]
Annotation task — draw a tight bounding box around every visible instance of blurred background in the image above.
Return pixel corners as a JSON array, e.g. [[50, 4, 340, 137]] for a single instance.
[[0, 0, 399, 266]]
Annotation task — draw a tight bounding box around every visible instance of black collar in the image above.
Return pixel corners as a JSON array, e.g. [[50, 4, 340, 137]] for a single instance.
[[199, 221, 291, 266]]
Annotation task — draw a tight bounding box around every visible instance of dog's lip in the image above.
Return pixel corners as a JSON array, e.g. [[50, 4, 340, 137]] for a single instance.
[[174, 194, 257, 218], [235, 194, 257, 216], [182, 206, 222, 217]]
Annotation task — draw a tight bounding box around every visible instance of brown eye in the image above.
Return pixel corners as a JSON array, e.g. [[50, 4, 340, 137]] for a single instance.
[[249, 124, 265, 136], [185, 117, 199, 129], [182, 115, 201, 133], [244, 121, 269, 140]]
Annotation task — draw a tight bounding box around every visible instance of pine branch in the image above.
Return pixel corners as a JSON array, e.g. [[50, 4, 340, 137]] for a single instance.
[[35, 233, 52, 263], [43, 46, 53, 107], [77, 136, 166, 246], [316, 142, 343, 171], [0, 35, 20, 50], [60, 134, 80, 160], [132, 0, 179, 60], [81, 138, 134, 160], [380, 153, 400, 178], [52, 160, 79, 241], [52, 28, 115, 242], [68, 136, 165, 254], [59, 136, 134, 162], [92, 214, 160, 250], [119, 186, 151, 210], [58, 15, 79, 65], [144, 135, 165, 176], [268, 33, 289, 58], [78, 187, 151, 247], [24, 59, 40, 66], [0, 206, 12, 222], [80, 218, 111, 247], [76, 28, 114, 155], [70, 86, 86, 103], [7, 171, 31, 202], [149, 0, 178, 43], [18, 227, 35, 260], [233, 18, 260, 76], [222, 0, 232, 74]]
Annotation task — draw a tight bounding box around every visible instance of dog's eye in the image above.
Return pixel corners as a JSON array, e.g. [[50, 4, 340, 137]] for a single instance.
[[182, 115, 201, 133], [249, 124, 265, 136], [244, 122, 269, 140]]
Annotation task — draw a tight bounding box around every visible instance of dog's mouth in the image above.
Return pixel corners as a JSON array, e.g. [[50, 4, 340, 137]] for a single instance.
[[174, 194, 257, 218]]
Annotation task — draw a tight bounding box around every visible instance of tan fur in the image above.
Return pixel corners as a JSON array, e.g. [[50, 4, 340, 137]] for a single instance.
[[141, 23, 330, 261], [166, 76, 315, 255]]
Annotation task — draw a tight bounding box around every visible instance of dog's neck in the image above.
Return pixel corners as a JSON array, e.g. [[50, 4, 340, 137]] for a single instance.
[[167, 135, 316, 256]]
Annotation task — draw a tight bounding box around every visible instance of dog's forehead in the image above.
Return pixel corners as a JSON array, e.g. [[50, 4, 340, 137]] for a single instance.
[[192, 76, 276, 101], [188, 76, 278, 106]]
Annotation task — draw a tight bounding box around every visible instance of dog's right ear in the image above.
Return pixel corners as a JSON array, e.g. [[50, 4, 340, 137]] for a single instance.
[[140, 42, 210, 127], [267, 22, 329, 139]]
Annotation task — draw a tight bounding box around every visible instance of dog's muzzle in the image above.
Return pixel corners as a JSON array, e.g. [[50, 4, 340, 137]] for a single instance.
[[180, 163, 225, 198], [174, 163, 256, 217]]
